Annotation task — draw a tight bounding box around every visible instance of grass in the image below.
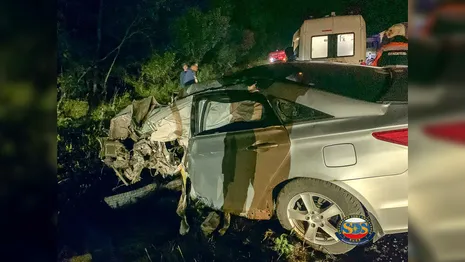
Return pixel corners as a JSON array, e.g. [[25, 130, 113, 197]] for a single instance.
[[273, 233, 294, 259], [69, 253, 92, 262]]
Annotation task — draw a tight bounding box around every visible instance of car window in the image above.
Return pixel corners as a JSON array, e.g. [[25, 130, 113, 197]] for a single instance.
[[287, 64, 408, 103], [202, 100, 264, 131], [196, 93, 276, 135], [270, 97, 333, 124]]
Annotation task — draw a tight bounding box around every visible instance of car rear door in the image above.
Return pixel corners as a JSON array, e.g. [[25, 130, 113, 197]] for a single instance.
[[187, 90, 291, 219]]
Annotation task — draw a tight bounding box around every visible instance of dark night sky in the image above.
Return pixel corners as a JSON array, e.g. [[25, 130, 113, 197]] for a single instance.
[[208, 0, 408, 49], [58, 0, 408, 69], [256, 0, 408, 44]]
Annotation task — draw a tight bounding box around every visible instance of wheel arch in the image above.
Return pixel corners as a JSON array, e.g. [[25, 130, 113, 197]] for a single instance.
[[272, 177, 385, 239]]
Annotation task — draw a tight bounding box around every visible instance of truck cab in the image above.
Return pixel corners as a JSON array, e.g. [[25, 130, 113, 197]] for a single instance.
[[292, 14, 366, 65]]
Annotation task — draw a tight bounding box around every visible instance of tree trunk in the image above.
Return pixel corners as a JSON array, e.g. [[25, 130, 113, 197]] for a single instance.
[[92, 0, 104, 96]]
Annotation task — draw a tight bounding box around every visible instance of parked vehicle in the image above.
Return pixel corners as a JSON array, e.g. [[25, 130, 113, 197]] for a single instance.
[[100, 62, 408, 255], [268, 49, 287, 63], [292, 13, 366, 65]]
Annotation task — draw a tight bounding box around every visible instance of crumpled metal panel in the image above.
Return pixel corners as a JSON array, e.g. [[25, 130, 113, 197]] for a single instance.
[[149, 102, 192, 147], [109, 96, 161, 140], [102, 96, 189, 185], [109, 111, 132, 140]]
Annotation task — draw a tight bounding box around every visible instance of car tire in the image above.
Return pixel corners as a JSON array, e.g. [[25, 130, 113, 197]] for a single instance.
[[276, 178, 366, 255]]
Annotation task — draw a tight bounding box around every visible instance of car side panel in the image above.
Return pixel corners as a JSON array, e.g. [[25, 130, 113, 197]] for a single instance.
[[286, 107, 408, 181], [188, 132, 227, 210], [188, 126, 291, 219], [283, 105, 408, 232], [333, 171, 409, 233], [247, 126, 291, 219]]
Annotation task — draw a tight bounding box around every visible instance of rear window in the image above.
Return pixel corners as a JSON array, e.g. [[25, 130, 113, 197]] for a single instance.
[[290, 64, 407, 103], [299, 65, 407, 103], [224, 64, 408, 103]]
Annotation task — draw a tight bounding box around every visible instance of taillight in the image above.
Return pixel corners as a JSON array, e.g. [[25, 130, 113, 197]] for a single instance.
[[372, 128, 408, 146], [423, 122, 465, 144]]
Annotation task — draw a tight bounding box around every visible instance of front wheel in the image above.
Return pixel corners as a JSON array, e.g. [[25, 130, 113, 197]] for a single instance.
[[276, 178, 366, 254]]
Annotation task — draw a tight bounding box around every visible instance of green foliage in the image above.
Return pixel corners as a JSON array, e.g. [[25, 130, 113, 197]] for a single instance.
[[57, 118, 106, 180], [61, 99, 89, 119], [196, 64, 218, 83], [173, 8, 230, 62], [125, 52, 179, 103], [273, 233, 294, 258], [91, 92, 132, 121], [213, 44, 237, 73], [57, 67, 83, 94], [69, 253, 92, 262]]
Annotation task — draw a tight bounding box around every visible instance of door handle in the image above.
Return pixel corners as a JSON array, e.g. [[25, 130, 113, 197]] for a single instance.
[[247, 142, 278, 152]]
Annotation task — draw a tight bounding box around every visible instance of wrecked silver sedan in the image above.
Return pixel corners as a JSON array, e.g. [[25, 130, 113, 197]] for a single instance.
[[100, 62, 408, 255]]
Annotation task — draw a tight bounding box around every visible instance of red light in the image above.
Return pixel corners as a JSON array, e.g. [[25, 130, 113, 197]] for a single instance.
[[373, 129, 408, 146], [423, 122, 465, 144]]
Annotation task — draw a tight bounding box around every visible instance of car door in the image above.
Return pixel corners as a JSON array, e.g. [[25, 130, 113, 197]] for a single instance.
[[187, 90, 291, 219]]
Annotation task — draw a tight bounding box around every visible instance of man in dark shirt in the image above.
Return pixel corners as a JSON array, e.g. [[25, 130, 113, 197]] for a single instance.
[[372, 36, 408, 67], [179, 63, 188, 88], [182, 62, 199, 86]]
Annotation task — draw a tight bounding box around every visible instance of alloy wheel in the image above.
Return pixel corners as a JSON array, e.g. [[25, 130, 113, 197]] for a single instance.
[[286, 192, 345, 246]]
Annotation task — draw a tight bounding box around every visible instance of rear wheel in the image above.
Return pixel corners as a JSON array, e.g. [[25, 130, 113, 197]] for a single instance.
[[276, 178, 366, 254]]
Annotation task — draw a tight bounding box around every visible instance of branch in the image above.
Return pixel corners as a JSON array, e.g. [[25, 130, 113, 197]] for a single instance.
[[57, 90, 66, 115], [77, 66, 93, 83], [102, 44, 121, 94], [97, 15, 140, 62], [75, 16, 141, 86], [101, 16, 141, 94]]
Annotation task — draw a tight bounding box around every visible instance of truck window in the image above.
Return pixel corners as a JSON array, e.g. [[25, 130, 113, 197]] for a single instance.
[[337, 33, 355, 57], [311, 35, 329, 59], [312, 33, 355, 59]]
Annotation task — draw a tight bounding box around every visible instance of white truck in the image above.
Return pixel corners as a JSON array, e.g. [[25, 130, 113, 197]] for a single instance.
[[292, 13, 366, 65]]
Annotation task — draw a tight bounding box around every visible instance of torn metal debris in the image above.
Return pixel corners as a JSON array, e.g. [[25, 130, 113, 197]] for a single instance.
[[100, 96, 192, 184], [100, 95, 193, 235], [104, 183, 158, 208], [200, 212, 221, 237]]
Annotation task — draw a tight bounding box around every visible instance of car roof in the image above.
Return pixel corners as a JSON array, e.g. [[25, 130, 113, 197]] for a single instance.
[[225, 62, 407, 102], [180, 62, 407, 102]]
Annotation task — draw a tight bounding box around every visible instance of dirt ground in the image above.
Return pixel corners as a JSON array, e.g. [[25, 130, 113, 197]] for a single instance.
[[57, 184, 407, 262]]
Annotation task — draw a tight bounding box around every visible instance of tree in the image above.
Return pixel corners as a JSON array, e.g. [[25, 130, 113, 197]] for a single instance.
[[172, 8, 230, 62]]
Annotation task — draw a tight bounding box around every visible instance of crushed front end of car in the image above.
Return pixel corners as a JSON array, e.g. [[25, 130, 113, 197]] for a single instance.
[[98, 95, 192, 234]]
